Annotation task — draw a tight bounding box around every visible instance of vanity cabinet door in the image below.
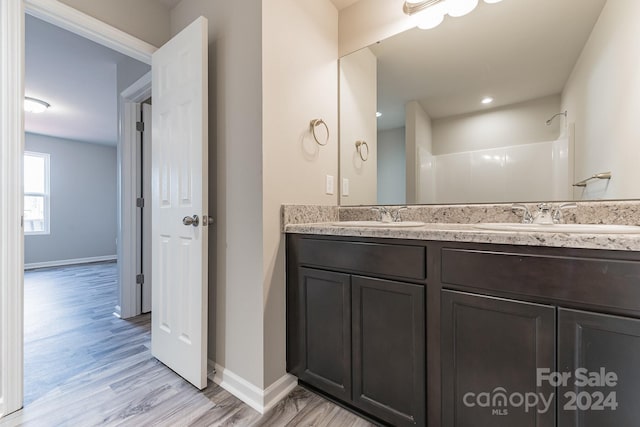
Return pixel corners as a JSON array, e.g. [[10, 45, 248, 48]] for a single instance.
[[558, 308, 640, 427], [297, 267, 352, 401], [442, 290, 556, 427], [352, 276, 425, 427]]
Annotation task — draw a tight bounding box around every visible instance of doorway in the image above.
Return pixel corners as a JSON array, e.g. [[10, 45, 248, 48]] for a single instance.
[[22, 12, 151, 406]]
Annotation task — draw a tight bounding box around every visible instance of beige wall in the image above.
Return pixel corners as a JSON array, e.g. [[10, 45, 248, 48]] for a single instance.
[[262, 0, 338, 387], [171, 0, 265, 387], [58, 0, 171, 47], [432, 95, 562, 155], [562, 0, 640, 200], [172, 0, 338, 391], [339, 47, 377, 206], [338, 0, 412, 56]]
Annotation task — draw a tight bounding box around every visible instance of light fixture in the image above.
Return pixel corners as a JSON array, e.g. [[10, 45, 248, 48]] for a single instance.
[[481, 96, 494, 104], [376, 111, 382, 118], [24, 97, 50, 113], [404, 0, 504, 30]]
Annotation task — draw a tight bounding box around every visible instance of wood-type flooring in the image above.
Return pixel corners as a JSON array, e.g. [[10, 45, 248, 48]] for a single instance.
[[1, 262, 374, 427]]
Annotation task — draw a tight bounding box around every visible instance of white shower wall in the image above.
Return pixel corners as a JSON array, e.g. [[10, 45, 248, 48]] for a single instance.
[[421, 139, 570, 204]]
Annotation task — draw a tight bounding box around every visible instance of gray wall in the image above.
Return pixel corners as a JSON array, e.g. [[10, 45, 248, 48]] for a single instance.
[[378, 127, 406, 205], [24, 133, 117, 265], [58, 0, 171, 48]]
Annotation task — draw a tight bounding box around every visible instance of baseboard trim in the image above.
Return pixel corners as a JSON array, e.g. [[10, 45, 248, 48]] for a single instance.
[[212, 363, 298, 414], [24, 255, 117, 270]]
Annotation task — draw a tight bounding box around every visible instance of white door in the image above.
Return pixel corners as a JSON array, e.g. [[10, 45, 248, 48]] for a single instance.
[[151, 16, 209, 389]]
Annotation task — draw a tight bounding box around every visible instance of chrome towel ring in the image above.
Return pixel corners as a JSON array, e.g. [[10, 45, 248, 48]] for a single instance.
[[310, 119, 329, 146], [355, 140, 369, 161]]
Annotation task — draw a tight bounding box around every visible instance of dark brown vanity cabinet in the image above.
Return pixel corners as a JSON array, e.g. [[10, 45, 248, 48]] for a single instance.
[[440, 244, 640, 427], [558, 308, 640, 427], [295, 267, 352, 402], [352, 276, 425, 426], [287, 235, 426, 426], [288, 234, 640, 427], [441, 290, 556, 427]]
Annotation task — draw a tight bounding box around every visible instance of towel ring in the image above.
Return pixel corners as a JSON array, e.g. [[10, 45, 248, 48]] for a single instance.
[[310, 119, 329, 146], [355, 140, 369, 161]]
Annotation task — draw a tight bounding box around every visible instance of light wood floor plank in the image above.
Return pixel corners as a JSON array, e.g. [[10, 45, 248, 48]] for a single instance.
[[0, 262, 376, 427]]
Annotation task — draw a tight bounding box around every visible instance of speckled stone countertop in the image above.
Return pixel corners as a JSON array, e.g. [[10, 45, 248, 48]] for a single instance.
[[283, 201, 640, 251], [284, 222, 640, 251]]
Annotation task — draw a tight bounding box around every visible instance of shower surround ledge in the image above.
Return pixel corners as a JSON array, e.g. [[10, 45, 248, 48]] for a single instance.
[[282, 201, 640, 252]]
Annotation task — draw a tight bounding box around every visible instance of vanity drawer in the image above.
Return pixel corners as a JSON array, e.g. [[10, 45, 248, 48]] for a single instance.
[[297, 238, 426, 280], [441, 248, 640, 314]]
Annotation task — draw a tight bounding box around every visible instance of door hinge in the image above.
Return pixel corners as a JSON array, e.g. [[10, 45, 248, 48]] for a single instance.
[[136, 274, 144, 285], [136, 121, 144, 132], [136, 197, 144, 208]]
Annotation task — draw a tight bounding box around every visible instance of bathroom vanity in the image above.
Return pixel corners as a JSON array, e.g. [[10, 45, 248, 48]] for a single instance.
[[285, 221, 640, 427]]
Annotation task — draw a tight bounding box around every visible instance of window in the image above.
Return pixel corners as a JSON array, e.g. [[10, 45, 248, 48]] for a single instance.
[[24, 151, 50, 235]]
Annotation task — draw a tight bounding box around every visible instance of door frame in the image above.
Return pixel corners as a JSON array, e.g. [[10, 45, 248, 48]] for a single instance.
[[120, 71, 152, 318], [0, 0, 155, 416]]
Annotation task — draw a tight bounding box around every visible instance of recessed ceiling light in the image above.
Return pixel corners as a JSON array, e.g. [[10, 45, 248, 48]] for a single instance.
[[484, 0, 503, 4], [376, 112, 382, 118], [24, 97, 51, 113], [481, 96, 494, 105]]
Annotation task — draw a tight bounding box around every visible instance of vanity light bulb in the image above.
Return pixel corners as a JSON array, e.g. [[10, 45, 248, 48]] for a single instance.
[[415, 2, 446, 30], [447, 0, 479, 17]]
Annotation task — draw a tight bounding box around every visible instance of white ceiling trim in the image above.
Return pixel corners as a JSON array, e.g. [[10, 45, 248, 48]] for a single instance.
[[24, 0, 156, 64]]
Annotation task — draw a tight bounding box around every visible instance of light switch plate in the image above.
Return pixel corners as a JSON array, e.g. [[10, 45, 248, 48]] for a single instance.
[[326, 175, 334, 195], [342, 178, 349, 196]]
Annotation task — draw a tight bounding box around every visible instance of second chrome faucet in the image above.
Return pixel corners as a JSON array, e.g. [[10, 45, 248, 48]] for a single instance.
[[512, 203, 577, 225], [371, 206, 408, 223]]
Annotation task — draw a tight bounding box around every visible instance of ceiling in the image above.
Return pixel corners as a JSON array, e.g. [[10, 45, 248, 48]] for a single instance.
[[369, 0, 608, 130], [25, 15, 149, 145]]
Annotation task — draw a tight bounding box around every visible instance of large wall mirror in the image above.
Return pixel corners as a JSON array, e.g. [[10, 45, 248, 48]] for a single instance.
[[339, 0, 640, 206]]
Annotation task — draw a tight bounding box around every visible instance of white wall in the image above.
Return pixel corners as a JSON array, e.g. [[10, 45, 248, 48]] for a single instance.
[[171, 0, 265, 388], [405, 101, 433, 204], [58, 0, 171, 47], [562, 0, 640, 200], [24, 133, 117, 264], [262, 0, 339, 387], [377, 127, 405, 204], [339, 47, 377, 206], [431, 95, 562, 155]]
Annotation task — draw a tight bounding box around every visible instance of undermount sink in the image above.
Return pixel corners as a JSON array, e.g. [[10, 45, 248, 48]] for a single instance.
[[474, 223, 640, 234], [332, 220, 426, 228]]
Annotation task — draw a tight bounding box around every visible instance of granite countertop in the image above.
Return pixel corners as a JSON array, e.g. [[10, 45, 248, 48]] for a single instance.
[[284, 222, 640, 252]]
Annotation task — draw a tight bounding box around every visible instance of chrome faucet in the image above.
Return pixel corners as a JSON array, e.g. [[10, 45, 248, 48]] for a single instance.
[[532, 203, 554, 225], [391, 207, 408, 222], [371, 207, 393, 223], [552, 202, 577, 224], [371, 206, 408, 223], [512, 202, 578, 225], [511, 203, 533, 224]]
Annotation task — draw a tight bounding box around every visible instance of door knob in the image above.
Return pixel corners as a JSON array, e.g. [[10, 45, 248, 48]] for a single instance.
[[182, 215, 200, 227]]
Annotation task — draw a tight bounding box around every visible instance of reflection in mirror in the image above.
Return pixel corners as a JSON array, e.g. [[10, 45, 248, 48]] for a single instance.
[[339, 0, 640, 206]]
